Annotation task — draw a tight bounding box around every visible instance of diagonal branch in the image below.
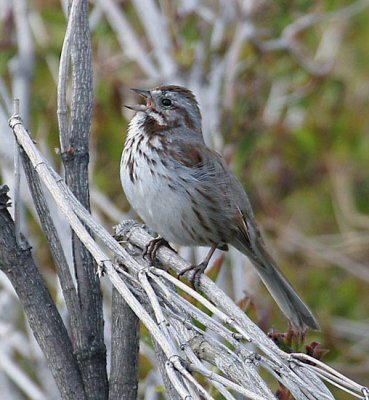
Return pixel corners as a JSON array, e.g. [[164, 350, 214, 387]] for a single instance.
[[19, 147, 82, 336]]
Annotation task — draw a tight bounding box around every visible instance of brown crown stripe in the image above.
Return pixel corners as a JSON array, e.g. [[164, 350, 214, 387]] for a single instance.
[[155, 85, 198, 104]]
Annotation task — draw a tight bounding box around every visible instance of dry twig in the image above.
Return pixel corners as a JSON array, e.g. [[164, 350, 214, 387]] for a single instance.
[[7, 112, 369, 400]]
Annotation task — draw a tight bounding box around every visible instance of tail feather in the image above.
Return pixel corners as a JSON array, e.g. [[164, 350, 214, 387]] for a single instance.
[[233, 239, 319, 331]]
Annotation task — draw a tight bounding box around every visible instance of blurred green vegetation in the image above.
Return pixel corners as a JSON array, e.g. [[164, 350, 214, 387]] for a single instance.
[[1, 0, 369, 396]]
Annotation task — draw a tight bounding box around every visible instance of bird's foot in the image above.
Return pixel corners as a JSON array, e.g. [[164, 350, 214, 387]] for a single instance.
[[178, 262, 207, 290], [143, 237, 176, 262], [178, 247, 216, 289]]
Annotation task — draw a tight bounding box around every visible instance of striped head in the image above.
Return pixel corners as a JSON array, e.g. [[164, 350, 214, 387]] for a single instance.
[[126, 85, 203, 138]]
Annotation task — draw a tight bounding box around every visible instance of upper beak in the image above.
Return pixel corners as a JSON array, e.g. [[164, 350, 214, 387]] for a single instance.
[[130, 88, 151, 98], [124, 88, 151, 112]]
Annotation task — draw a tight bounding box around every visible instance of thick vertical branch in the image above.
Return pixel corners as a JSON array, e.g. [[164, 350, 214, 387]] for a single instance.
[[109, 288, 140, 400], [57, 0, 107, 398], [0, 186, 86, 400]]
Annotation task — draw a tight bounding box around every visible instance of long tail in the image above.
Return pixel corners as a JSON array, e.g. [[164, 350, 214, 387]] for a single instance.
[[233, 239, 319, 331]]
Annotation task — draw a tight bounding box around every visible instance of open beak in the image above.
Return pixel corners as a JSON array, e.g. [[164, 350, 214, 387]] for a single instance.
[[124, 88, 151, 112]]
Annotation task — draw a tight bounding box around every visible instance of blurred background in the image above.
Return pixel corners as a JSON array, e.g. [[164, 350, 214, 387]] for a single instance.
[[0, 0, 369, 398]]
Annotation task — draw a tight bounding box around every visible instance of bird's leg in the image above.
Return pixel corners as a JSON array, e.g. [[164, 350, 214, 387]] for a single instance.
[[178, 246, 217, 289], [143, 236, 176, 262]]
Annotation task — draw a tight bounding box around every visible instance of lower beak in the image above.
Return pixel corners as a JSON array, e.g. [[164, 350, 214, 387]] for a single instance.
[[124, 104, 149, 112]]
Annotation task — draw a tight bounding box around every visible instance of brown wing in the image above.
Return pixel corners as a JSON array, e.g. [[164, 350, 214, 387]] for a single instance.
[[170, 141, 258, 245]]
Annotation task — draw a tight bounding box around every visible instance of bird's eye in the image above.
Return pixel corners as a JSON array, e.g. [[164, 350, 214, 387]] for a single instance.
[[161, 98, 172, 107]]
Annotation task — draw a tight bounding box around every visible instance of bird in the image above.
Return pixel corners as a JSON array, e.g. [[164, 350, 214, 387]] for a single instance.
[[120, 84, 319, 331]]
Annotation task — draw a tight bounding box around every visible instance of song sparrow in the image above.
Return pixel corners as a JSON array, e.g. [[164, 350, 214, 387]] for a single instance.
[[121, 85, 319, 331]]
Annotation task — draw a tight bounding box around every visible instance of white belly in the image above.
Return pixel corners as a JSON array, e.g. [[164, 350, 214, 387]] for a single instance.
[[121, 138, 198, 246]]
